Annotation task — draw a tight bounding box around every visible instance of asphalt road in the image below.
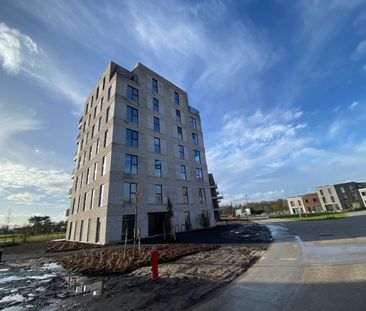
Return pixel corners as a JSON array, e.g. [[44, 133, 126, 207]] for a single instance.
[[192, 214, 366, 311]]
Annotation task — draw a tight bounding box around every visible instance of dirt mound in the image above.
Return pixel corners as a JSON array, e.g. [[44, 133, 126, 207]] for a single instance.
[[59, 244, 218, 275], [46, 240, 102, 253]]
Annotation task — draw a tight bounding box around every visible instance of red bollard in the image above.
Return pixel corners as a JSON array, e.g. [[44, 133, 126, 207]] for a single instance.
[[151, 246, 159, 280]]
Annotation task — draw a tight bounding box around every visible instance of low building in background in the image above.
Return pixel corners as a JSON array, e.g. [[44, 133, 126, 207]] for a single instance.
[[334, 182, 366, 211], [316, 185, 342, 212], [301, 193, 322, 213], [287, 196, 306, 214], [358, 187, 366, 208], [208, 173, 223, 221]]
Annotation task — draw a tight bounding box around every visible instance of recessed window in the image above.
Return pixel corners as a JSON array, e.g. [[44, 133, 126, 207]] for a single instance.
[[98, 184, 104, 207], [198, 188, 206, 203], [153, 117, 160, 132], [155, 185, 162, 204], [105, 107, 110, 123], [82, 193, 87, 212], [152, 78, 158, 93], [90, 189, 95, 210], [177, 127, 183, 140], [127, 85, 138, 102], [154, 137, 161, 153], [194, 150, 201, 163], [126, 129, 138, 148], [101, 156, 107, 175], [192, 133, 199, 145], [195, 168, 203, 182], [102, 76, 106, 90], [95, 139, 100, 155], [190, 117, 197, 129], [178, 145, 185, 160], [125, 153, 138, 175], [153, 98, 159, 112], [176, 110, 181, 122], [98, 117, 102, 131], [183, 187, 189, 203], [95, 218, 101, 243], [154, 159, 162, 177], [180, 165, 186, 180], [93, 162, 98, 180], [174, 91, 179, 105], [123, 182, 137, 204], [107, 86, 112, 101], [103, 129, 108, 148], [127, 106, 138, 124]]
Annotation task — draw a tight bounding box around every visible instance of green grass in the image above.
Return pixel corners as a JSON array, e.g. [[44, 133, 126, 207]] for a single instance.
[[0, 232, 65, 243], [272, 213, 347, 221]]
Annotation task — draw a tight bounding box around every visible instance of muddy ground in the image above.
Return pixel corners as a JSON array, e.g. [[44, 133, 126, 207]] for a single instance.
[[0, 222, 271, 310]]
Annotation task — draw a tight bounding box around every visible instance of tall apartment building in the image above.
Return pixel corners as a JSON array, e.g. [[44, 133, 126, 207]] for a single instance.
[[358, 187, 366, 208], [66, 62, 216, 244]]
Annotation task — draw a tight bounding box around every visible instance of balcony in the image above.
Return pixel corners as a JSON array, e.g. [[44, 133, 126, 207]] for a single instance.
[[76, 133, 81, 144], [188, 105, 200, 116]]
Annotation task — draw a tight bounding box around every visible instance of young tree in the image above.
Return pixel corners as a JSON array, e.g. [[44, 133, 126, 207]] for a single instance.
[[2, 209, 13, 242], [166, 197, 176, 240]]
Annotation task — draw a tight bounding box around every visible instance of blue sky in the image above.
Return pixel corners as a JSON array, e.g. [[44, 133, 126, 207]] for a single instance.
[[1, 0, 366, 224]]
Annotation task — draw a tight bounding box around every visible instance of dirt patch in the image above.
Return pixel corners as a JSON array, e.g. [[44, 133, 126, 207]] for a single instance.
[[59, 244, 219, 275], [59, 245, 266, 310], [46, 240, 102, 253]]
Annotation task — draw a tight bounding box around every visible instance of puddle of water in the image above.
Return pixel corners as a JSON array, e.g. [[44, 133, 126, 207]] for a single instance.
[[0, 276, 26, 284], [0, 293, 25, 304]]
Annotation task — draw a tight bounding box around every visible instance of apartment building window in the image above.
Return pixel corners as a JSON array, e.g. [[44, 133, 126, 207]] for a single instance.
[[93, 162, 98, 180], [192, 133, 199, 145], [68, 222, 73, 240], [327, 188, 332, 195], [74, 177, 78, 191], [184, 211, 191, 230], [98, 184, 104, 207], [183, 187, 189, 203], [91, 125, 95, 138], [190, 117, 197, 129], [80, 172, 84, 188], [83, 151, 87, 166], [176, 110, 181, 122], [177, 127, 183, 140], [106, 107, 110, 123], [98, 117, 102, 131], [174, 91, 179, 105], [123, 182, 137, 204], [320, 189, 324, 196], [96, 86, 99, 99], [86, 168, 90, 185], [71, 198, 76, 214], [100, 97, 104, 111], [122, 215, 135, 239], [290, 201, 294, 207], [155, 185, 162, 204], [178, 145, 185, 160], [125, 154, 138, 175], [102, 76, 106, 90], [89, 146, 92, 160], [127, 106, 138, 124], [153, 98, 159, 112], [297, 200, 301, 205], [322, 197, 326, 203], [196, 168, 203, 182], [154, 137, 161, 153], [91, 95, 94, 106], [194, 150, 201, 163], [198, 188, 207, 203], [127, 85, 138, 102], [340, 187, 346, 193], [153, 117, 160, 132], [95, 217, 101, 243], [330, 196, 335, 203], [79, 219, 84, 241], [108, 86, 112, 101], [154, 160, 162, 177], [74, 221, 78, 240], [86, 219, 91, 242], [103, 129, 108, 148], [180, 165, 187, 180], [90, 189, 95, 209], [77, 196, 81, 213], [101, 156, 106, 175], [152, 78, 158, 93], [126, 129, 138, 148], [94, 106, 97, 118], [85, 103, 89, 114], [85, 132, 89, 145]]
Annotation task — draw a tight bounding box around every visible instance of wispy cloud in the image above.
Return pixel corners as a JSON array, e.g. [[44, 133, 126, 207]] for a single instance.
[[349, 101, 360, 110], [0, 22, 85, 105]]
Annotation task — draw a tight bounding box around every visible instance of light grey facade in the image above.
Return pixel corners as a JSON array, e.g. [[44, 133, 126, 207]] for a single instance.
[[286, 196, 306, 214], [316, 185, 342, 212], [65, 62, 216, 244]]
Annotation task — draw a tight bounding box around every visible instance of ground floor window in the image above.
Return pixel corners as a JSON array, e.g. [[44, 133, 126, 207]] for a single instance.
[[68, 222, 73, 240], [95, 217, 101, 243], [122, 215, 135, 240], [184, 211, 191, 230]]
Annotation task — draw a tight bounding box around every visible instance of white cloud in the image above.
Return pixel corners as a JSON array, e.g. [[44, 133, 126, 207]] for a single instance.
[[349, 101, 359, 110], [352, 39, 366, 60], [7, 192, 43, 204], [0, 22, 40, 74], [0, 159, 71, 197], [328, 120, 344, 138], [0, 22, 85, 105]]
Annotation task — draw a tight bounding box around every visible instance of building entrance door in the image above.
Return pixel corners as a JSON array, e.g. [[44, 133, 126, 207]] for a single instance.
[[148, 212, 170, 236]]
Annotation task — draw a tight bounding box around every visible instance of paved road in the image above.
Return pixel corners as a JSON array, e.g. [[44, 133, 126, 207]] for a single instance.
[[193, 215, 366, 311]]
